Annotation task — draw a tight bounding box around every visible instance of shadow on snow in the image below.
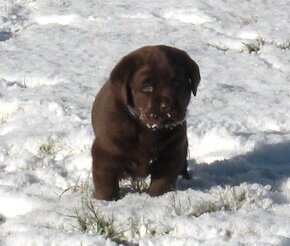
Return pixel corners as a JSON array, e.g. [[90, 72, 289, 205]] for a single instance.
[[179, 141, 290, 191]]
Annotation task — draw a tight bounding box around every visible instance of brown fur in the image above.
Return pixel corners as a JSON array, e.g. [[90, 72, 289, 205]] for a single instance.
[[91, 45, 200, 200]]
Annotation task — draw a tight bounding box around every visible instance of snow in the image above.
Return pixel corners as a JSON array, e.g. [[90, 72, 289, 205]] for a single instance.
[[1, 0, 290, 245]]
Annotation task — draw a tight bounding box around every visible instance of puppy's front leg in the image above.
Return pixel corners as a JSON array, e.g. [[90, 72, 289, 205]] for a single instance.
[[92, 167, 119, 201], [148, 171, 178, 197], [92, 139, 120, 201]]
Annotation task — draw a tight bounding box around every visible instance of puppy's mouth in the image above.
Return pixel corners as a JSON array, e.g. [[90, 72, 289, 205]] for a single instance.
[[142, 112, 186, 131], [145, 118, 186, 131], [127, 106, 186, 131]]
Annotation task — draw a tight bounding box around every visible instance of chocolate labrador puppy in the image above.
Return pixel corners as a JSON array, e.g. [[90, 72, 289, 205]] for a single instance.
[[91, 45, 200, 200]]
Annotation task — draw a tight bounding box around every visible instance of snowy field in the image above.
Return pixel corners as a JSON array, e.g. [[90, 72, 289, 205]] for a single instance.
[[1, 0, 290, 245]]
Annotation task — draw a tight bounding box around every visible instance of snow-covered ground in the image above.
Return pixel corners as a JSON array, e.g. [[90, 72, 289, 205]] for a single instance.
[[1, 0, 290, 245]]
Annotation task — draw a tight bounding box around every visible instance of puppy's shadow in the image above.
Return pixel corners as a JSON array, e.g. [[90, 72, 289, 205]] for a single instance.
[[178, 141, 290, 192]]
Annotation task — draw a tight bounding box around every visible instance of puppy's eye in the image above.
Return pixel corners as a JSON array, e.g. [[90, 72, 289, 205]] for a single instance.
[[142, 83, 154, 93]]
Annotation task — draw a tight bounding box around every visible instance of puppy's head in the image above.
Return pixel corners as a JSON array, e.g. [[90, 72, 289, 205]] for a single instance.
[[110, 45, 200, 130]]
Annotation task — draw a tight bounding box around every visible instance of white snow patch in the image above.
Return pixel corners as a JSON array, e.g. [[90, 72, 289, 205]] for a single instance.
[[0, 193, 33, 217], [189, 127, 254, 163], [1, 74, 63, 88], [120, 13, 153, 19], [161, 9, 213, 25], [0, 100, 19, 115], [237, 31, 260, 40], [35, 14, 80, 26]]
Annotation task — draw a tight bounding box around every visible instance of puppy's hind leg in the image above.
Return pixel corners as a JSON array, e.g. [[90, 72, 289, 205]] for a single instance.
[[180, 160, 191, 180], [180, 139, 191, 180]]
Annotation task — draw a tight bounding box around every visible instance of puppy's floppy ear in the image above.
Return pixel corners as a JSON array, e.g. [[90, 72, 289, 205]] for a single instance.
[[182, 52, 201, 96], [109, 53, 139, 105], [110, 47, 152, 106], [160, 46, 200, 96]]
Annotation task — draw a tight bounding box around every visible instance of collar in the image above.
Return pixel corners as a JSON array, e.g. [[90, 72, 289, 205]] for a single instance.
[[127, 105, 139, 119]]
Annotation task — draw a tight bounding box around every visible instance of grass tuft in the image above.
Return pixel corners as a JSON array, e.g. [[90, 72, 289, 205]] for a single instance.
[[169, 186, 272, 218], [0, 115, 8, 124], [275, 40, 290, 50], [39, 137, 61, 155], [186, 191, 246, 217], [242, 38, 289, 54], [59, 176, 90, 199], [129, 177, 150, 193], [242, 38, 265, 54], [69, 197, 126, 244]]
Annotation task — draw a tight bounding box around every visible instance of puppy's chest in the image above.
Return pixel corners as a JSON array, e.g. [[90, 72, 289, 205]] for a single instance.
[[133, 131, 175, 168], [130, 142, 162, 177], [137, 137, 163, 161], [125, 127, 183, 176]]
